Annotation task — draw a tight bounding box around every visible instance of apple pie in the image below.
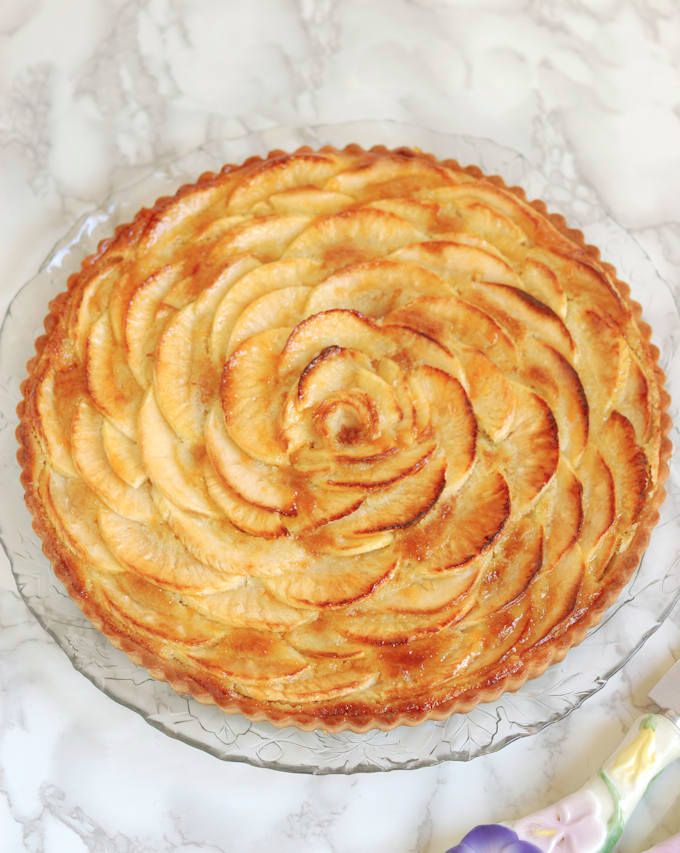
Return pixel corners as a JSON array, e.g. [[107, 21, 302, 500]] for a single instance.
[[18, 145, 670, 731]]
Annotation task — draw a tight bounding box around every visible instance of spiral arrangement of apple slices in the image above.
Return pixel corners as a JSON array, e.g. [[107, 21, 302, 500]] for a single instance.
[[20, 146, 668, 729]]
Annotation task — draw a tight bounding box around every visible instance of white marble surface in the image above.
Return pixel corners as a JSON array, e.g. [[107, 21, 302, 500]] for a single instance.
[[0, 1, 679, 851]]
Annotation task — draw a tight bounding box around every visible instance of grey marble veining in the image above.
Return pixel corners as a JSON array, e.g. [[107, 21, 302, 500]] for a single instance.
[[0, 1, 679, 851]]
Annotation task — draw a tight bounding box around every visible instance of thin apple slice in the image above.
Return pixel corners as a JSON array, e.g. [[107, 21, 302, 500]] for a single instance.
[[154, 491, 306, 577], [215, 215, 309, 261], [70, 258, 123, 360], [520, 256, 567, 317], [203, 461, 287, 538], [528, 247, 629, 325], [43, 471, 126, 574], [138, 389, 217, 517], [515, 543, 585, 651], [498, 389, 559, 509], [227, 286, 311, 354], [367, 197, 441, 232], [391, 240, 517, 288], [469, 518, 544, 620], [285, 484, 364, 534], [279, 309, 393, 379], [268, 187, 354, 216], [574, 308, 630, 417], [263, 549, 395, 608], [327, 441, 436, 489], [457, 199, 529, 261], [414, 365, 477, 492], [519, 342, 589, 463], [71, 400, 154, 523], [283, 208, 424, 270], [542, 460, 583, 568], [98, 508, 236, 592], [601, 411, 649, 528], [99, 572, 226, 645], [306, 259, 447, 318], [34, 365, 78, 477], [101, 420, 146, 488], [287, 617, 366, 660], [616, 353, 653, 444], [238, 659, 377, 704], [577, 447, 616, 557], [184, 580, 311, 631], [364, 560, 479, 615], [227, 152, 344, 213], [338, 599, 466, 645], [186, 628, 308, 682], [398, 467, 510, 570], [210, 258, 322, 368], [383, 324, 464, 382], [205, 403, 295, 514], [384, 294, 517, 371], [326, 153, 453, 200], [85, 311, 142, 439], [220, 327, 290, 466], [124, 263, 185, 387], [465, 280, 574, 358], [457, 348, 516, 442], [323, 453, 446, 537]]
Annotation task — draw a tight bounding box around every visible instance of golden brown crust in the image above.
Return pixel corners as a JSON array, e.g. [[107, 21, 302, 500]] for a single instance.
[[18, 144, 671, 731]]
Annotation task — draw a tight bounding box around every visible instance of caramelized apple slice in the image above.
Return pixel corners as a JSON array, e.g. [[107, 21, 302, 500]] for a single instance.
[[71, 400, 154, 523], [575, 308, 630, 416], [414, 365, 477, 492], [264, 549, 395, 608], [238, 659, 377, 704], [542, 460, 583, 568], [520, 342, 589, 463], [268, 187, 354, 216], [398, 468, 510, 570], [98, 509, 235, 592], [465, 281, 574, 358], [284, 208, 424, 270], [577, 447, 616, 557], [339, 599, 467, 645], [326, 154, 453, 200], [457, 199, 529, 261], [391, 240, 516, 288], [101, 420, 146, 488], [499, 390, 559, 509], [384, 294, 517, 371], [324, 453, 446, 537], [327, 441, 436, 489], [383, 324, 464, 381], [125, 263, 185, 387], [228, 286, 311, 354], [70, 258, 123, 360], [215, 215, 309, 261], [367, 197, 441, 232], [287, 617, 366, 660], [154, 491, 306, 577], [306, 259, 447, 318], [600, 411, 649, 528], [203, 461, 287, 538], [227, 152, 344, 213], [279, 309, 393, 379], [99, 572, 226, 645], [186, 628, 308, 681], [138, 390, 217, 517], [205, 403, 295, 514], [34, 365, 78, 477], [86, 311, 142, 439], [44, 471, 126, 574], [520, 256, 566, 317], [617, 353, 653, 444], [210, 258, 321, 368], [457, 348, 516, 442], [285, 484, 364, 533], [221, 327, 290, 466], [184, 581, 311, 631], [365, 560, 479, 615]]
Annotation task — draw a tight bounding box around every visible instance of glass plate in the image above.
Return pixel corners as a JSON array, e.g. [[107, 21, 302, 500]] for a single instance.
[[1, 121, 678, 775]]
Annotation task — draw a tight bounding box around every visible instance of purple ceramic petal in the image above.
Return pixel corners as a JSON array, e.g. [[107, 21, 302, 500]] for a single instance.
[[445, 824, 542, 853]]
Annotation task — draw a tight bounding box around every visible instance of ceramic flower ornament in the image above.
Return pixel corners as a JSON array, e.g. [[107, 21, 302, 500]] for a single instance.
[[446, 824, 541, 853]]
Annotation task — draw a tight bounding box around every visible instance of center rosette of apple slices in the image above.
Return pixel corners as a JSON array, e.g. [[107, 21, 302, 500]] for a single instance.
[[216, 306, 478, 560]]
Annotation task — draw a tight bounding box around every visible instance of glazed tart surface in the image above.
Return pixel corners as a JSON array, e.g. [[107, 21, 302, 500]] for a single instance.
[[18, 145, 670, 731]]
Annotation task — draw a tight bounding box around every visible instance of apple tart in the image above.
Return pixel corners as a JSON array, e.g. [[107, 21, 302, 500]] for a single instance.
[[18, 146, 670, 731]]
